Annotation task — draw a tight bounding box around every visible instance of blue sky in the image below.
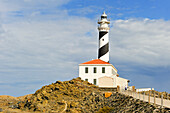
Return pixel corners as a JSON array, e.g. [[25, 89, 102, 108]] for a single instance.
[[0, 0, 170, 96]]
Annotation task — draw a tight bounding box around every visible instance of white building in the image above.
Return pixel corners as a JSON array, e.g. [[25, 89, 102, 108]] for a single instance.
[[79, 59, 129, 89], [136, 88, 154, 92]]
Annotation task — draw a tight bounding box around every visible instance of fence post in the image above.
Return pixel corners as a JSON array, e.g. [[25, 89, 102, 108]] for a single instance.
[[132, 86, 135, 92], [167, 94, 169, 100], [148, 91, 150, 104], [117, 85, 120, 92], [161, 93, 163, 108], [154, 91, 156, 106], [143, 92, 145, 101], [131, 91, 133, 95], [139, 92, 140, 99]]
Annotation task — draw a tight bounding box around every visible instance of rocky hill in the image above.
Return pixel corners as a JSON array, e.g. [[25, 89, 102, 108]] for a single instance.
[[0, 77, 170, 113]]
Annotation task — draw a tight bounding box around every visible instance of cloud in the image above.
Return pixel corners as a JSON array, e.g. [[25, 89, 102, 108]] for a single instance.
[[0, 0, 70, 22], [0, 0, 98, 96], [1, 17, 96, 69], [109, 19, 170, 93], [68, 5, 100, 15], [110, 19, 170, 67], [0, 15, 97, 96]]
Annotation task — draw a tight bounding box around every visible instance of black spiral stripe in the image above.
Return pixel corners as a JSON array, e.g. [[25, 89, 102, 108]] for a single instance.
[[99, 31, 108, 40], [98, 43, 109, 58], [98, 31, 109, 62]]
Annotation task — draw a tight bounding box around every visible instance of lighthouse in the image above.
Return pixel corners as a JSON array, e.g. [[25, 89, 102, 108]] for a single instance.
[[79, 12, 129, 90], [98, 11, 110, 62]]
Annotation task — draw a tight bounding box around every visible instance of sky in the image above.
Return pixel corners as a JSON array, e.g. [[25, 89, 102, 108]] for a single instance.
[[0, 0, 170, 97]]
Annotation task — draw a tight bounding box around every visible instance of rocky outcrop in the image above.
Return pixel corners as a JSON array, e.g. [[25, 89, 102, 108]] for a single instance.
[[1, 77, 170, 113]]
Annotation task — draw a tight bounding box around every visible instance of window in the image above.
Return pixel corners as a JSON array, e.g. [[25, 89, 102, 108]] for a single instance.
[[85, 79, 88, 82], [93, 79, 97, 85], [102, 67, 105, 73], [85, 67, 88, 73], [94, 67, 97, 73]]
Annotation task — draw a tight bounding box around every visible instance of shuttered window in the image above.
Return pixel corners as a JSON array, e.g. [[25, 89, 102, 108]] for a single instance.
[[94, 67, 97, 73], [93, 79, 97, 85], [85, 67, 88, 73], [102, 67, 105, 73]]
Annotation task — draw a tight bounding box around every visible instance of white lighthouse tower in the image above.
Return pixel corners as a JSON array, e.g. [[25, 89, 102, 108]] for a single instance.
[[98, 11, 110, 62]]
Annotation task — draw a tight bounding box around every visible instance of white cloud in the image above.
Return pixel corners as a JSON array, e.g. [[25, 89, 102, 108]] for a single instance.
[[0, 0, 98, 96], [0, 16, 96, 82], [0, 0, 71, 22], [0, 16, 97, 96], [69, 5, 99, 15], [110, 19, 170, 67], [0, 1, 19, 12]]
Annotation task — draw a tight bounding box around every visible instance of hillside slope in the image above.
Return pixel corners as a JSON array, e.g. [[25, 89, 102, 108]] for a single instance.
[[0, 77, 170, 113]]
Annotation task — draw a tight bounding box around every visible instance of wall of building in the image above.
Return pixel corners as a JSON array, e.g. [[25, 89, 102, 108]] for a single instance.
[[79, 64, 117, 86], [136, 88, 154, 92], [116, 77, 128, 90], [98, 76, 115, 87]]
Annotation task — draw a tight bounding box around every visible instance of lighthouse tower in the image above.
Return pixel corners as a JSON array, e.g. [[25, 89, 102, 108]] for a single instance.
[[98, 11, 110, 62]]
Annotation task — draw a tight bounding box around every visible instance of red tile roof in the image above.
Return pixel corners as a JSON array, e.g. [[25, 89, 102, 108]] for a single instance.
[[80, 59, 110, 64]]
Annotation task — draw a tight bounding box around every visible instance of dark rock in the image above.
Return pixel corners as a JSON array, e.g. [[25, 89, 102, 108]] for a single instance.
[[95, 96, 100, 102], [57, 101, 65, 105], [0, 108, 2, 112], [9, 104, 18, 109], [18, 101, 25, 109], [44, 96, 49, 100], [165, 107, 170, 110], [55, 80, 62, 84], [69, 81, 74, 84], [54, 87, 59, 90]]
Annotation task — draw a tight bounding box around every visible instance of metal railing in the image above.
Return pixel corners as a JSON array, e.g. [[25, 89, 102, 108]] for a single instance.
[[120, 90, 170, 108]]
